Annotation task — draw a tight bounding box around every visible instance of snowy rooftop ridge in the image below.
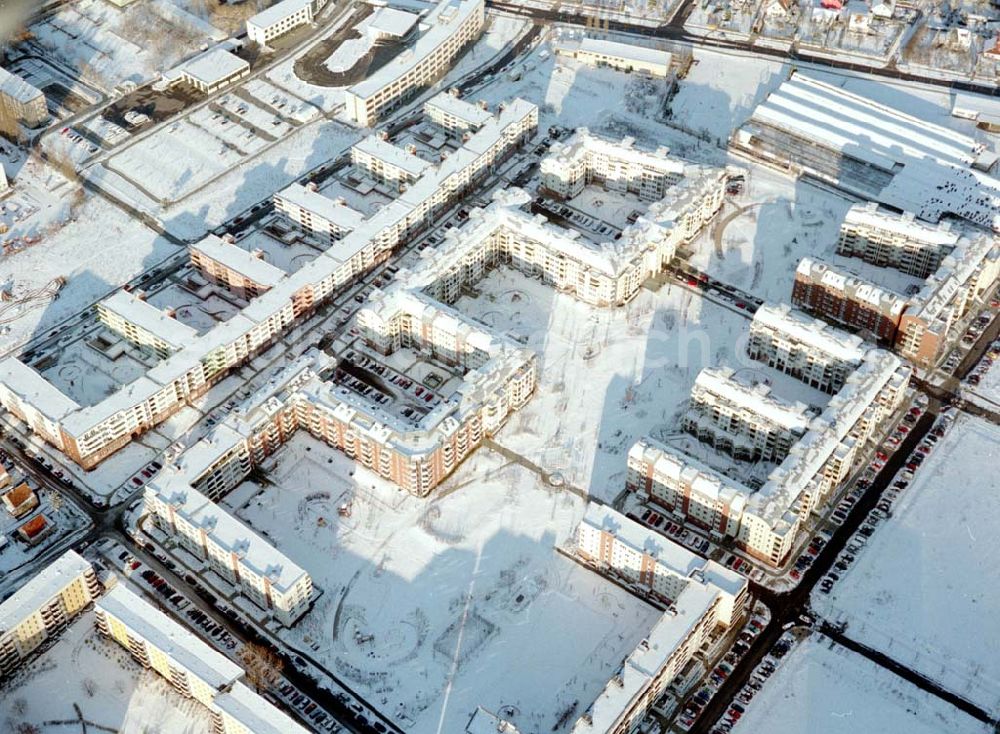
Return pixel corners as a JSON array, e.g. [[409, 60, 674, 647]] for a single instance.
[[97, 585, 243, 692], [693, 365, 814, 433], [247, 0, 313, 32], [275, 182, 367, 230], [843, 202, 959, 248], [352, 134, 435, 177], [752, 303, 867, 364], [99, 290, 199, 349], [542, 127, 679, 176], [0, 357, 80, 423], [0, 66, 43, 105], [577, 37, 673, 68], [144, 479, 310, 593], [424, 90, 493, 128], [0, 550, 92, 633], [215, 682, 311, 734], [190, 234, 287, 288], [795, 257, 908, 315]]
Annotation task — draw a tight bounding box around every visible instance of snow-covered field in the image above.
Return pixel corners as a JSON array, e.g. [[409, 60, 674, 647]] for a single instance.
[[686, 169, 854, 303], [0, 189, 177, 353], [812, 415, 1000, 715], [455, 266, 753, 501], [731, 634, 990, 734], [227, 435, 660, 733], [0, 611, 213, 734]]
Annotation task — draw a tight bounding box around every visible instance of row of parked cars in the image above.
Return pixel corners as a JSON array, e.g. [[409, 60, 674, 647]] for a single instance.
[[677, 617, 767, 731], [818, 412, 952, 596], [708, 632, 796, 734], [966, 338, 1000, 386], [634, 507, 711, 555]]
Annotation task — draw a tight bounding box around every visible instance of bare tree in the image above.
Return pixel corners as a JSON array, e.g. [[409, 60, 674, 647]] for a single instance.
[[238, 643, 285, 691]]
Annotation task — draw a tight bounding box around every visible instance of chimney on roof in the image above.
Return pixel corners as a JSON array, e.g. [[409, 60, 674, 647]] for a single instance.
[[252, 249, 266, 260], [378, 130, 389, 141], [222, 233, 237, 244], [406, 143, 417, 155], [306, 181, 319, 192]]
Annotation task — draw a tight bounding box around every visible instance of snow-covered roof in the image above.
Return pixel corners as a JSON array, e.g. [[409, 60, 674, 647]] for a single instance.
[[247, 0, 312, 31], [543, 128, 679, 177], [577, 38, 672, 68], [795, 257, 907, 316], [0, 357, 79, 422], [843, 202, 959, 248], [741, 73, 1000, 232], [693, 366, 813, 432], [215, 683, 311, 734], [0, 66, 43, 105], [347, 0, 483, 99], [367, 6, 419, 37], [275, 183, 366, 230], [952, 91, 1000, 126], [178, 48, 249, 87], [352, 135, 434, 177], [99, 291, 199, 348], [751, 303, 867, 365], [146, 481, 310, 594], [97, 585, 243, 690], [0, 551, 91, 633], [190, 234, 287, 287], [425, 91, 493, 128]]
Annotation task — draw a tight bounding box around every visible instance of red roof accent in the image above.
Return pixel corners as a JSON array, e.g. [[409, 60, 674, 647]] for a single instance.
[[19, 514, 47, 538]]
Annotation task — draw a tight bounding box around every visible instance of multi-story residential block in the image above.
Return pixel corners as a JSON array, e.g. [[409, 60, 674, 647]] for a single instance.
[[791, 257, 908, 342], [541, 129, 688, 202], [246, 0, 327, 46], [273, 183, 365, 243], [628, 345, 909, 566], [558, 38, 673, 78], [351, 134, 434, 185], [572, 503, 748, 734], [424, 90, 493, 133], [97, 291, 199, 358], [0, 67, 47, 128], [344, 0, 484, 126], [145, 480, 313, 624], [189, 234, 287, 299], [96, 585, 308, 733], [837, 203, 959, 278], [682, 366, 814, 463], [747, 303, 867, 393], [0, 100, 537, 472], [0, 551, 99, 678]]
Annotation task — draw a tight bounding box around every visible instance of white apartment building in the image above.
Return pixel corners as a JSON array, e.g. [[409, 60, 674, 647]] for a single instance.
[[273, 183, 366, 243], [163, 47, 250, 94], [144, 481, 314, 625], [0, 551, 99, 677], [424, 90, 493, 133], [559, 38, 673, 78], [837, 202, 960, 278], [573, 504, 748, 734], [682, 366, 814, 463], [747, 304, 867, 394], [246, 0, 326, 46], [541, 129, 689, 202], [97, 291, 199, 358], [0, 66, 46, 128], [0, 100, 536, 473], [628, 345, 910, 566], [96, 585, 308, 734], [351, 134, 434, 185], [344, 0, 484, 127]]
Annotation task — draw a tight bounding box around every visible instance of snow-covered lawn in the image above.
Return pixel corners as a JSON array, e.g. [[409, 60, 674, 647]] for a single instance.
[[454, 266, 753, 501], [0, 611, 213, 734], [812, 415, 1000, 715], [732, 634, 990, 734], [228, 435, 660, 733], [0, 191, 177, 353], [686, 168, 854, 304]]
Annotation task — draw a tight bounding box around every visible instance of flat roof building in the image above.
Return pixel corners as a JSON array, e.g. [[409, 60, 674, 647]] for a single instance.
[[558, 38, 673, 78], [0, 67, 47, 128], [0, 550, 99, 678], [344, 0, 484, 127], [97, 291, 199, 358], [246, 0, 327, 46], [573, 503, 748, 733]]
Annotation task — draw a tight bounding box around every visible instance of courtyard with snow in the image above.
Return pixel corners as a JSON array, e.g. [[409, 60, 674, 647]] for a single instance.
[[223, 435, 661, 733]]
